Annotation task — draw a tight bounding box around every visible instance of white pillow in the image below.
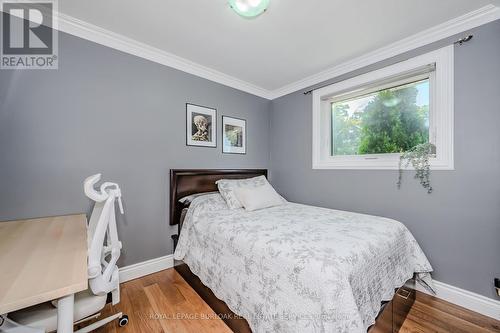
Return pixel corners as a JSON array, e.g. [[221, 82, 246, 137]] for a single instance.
[[216, 175, 268, 209], [178, 191, 218, 205], [234, 183, 286, 211]]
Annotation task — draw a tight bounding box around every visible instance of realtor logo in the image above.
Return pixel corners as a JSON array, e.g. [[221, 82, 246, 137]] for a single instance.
[[1, 0, 58, 69]]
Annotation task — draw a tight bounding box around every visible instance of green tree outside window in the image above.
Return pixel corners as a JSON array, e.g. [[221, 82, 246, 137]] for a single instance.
[[332, 80, 429, 156]]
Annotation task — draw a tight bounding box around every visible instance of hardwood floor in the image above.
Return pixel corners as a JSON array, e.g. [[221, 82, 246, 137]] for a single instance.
[[92, 268, 232, 333], [398, 292, 500, 333], [92, 269, 500, 333]]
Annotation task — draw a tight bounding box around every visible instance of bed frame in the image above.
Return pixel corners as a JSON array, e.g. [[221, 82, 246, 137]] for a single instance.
[[170, 169, 414, 333]]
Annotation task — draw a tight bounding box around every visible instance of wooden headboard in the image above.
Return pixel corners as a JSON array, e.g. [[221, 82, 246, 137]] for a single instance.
[[169, 169, 268, 225]]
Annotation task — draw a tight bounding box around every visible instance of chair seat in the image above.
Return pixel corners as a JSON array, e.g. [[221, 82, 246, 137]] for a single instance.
[[8, 289, 107, 332]]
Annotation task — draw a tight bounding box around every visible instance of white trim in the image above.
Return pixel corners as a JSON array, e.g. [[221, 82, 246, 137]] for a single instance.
[[415, 279, 500, 321], [54, 12, 273, 99], [2, 5, 496, 99], [312, 46, 454, 170], [118, 255, 500, 322], [119, 254, 174, 283], [270, 5, 500, 99]]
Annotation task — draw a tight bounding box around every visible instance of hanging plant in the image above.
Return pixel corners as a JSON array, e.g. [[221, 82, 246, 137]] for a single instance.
[[397, 142, 435, 194]]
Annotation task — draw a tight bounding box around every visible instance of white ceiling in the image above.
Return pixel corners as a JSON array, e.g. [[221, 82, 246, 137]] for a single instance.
[[58, 0, 499, 92]]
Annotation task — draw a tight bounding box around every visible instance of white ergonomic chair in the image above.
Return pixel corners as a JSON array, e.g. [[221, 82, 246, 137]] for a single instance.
[[1, 174, 129, 333]]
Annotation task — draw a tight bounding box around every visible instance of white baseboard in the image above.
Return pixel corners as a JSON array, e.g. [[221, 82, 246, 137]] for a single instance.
[[415, 279, 500, 320], [118, 255, 500, 321], [119, 254, 174, 283]]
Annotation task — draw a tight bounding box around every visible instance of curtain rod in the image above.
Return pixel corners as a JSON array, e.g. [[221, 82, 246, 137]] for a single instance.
[[303, 34, 473, 95]]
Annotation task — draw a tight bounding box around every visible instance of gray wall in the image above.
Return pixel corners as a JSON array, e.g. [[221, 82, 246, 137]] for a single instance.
[[1, 17, 498, 300], [0, 31, 271, 266], [270, 20, 500, 299]]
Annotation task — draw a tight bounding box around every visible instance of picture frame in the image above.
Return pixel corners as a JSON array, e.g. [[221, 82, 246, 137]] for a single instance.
[[222, 116, 246, 154], [186, 103, 217, 148]]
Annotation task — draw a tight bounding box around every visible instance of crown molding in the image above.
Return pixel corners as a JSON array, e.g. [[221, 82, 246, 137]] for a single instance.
[[54, 12, 274, 99], [4, 5, 499, 100], [269, 4, 500, 99]]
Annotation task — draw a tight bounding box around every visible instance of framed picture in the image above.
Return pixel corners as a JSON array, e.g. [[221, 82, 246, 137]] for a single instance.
[[222, 116, 246, 154], [186, 103, 217, 148]]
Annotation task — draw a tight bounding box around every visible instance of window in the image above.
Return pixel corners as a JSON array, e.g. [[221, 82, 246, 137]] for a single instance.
[[312, 46, 454, 170], [331, 77, 430, 156]]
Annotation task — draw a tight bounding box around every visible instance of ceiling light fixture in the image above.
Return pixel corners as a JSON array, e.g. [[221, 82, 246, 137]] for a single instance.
[[229, 0, 270, 18]]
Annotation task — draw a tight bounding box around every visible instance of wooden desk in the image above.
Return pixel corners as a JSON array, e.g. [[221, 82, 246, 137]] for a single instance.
[[0, 214, 88, 332]]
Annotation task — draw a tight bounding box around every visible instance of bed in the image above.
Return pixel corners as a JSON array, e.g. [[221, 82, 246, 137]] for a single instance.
[[170, 169, 433, 333]]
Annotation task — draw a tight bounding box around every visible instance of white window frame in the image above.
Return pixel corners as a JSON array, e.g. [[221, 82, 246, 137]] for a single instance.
[[312, 45, 454, 170]]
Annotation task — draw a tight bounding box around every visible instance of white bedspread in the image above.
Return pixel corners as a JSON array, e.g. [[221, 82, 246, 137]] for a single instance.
[[174, 194, 433, 333]]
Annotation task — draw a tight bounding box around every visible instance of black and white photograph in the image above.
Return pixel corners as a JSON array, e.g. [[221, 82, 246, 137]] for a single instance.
[[186, 103, 217, 147], [222, 116, 246, 154]]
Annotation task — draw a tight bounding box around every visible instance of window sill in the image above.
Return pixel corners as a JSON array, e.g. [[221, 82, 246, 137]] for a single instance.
[[312, 155, 454, 170]]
